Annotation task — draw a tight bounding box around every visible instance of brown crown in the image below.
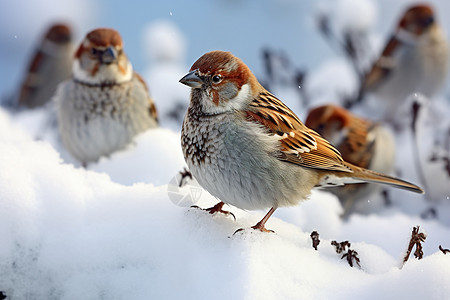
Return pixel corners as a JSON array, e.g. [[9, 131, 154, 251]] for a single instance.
[[45, 23, 72, 44]]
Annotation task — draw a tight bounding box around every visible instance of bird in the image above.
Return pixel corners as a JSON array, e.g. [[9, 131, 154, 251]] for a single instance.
[[55, 28, 158, 166], [356, 4, 448, 122], [17, 23, 74, 108], [179, 50, 423, 233], [305, 104, 396, 217]]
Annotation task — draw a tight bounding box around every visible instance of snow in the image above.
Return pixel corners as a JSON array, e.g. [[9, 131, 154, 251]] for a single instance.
[[1, 0, 450, 299], [319, 0, 378, 34], [1, 102, 450, 298]]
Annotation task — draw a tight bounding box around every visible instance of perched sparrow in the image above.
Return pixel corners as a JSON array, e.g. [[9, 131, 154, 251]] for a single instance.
[[358, 4, 448, 120], [180, 51, 423, 232], [55, 28, 158, 165], [18, 23, 74, 108], [305, 104, 396, 216]]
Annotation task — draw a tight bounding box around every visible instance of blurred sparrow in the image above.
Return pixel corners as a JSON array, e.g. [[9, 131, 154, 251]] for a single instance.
[[358, 4, 448, 120], [55, 28, 158, 165], [305, 104, 396, 216], [180, 51, 423, 232], [18, 23, 73, 108]]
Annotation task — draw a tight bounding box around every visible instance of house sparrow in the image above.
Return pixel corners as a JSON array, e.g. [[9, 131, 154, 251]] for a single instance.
[[18, 23, 74, 108], [358, 4, 448, 121], [180, 50, 423, 232], [55, 28, 158, 165], [305, 104, 396, 216]]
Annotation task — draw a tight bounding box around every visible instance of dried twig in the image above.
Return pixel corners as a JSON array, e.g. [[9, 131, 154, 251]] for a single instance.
[[420, 207, 437, 220], [178, 168, 192, 187], [331, 240, 351, 254], [429, 127, 450, 178], [439, 245, 450, 255], [341, 249, 361, 268], [310, 231, 320, 250], [403, 226, 427, 265]]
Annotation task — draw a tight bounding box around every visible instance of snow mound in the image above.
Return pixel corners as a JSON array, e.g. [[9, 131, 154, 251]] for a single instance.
[[1, 108, 450, 299]]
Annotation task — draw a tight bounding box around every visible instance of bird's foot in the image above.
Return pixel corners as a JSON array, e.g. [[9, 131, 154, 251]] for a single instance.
[[191, 202, 236, 221], [233, 221, 275, 235]]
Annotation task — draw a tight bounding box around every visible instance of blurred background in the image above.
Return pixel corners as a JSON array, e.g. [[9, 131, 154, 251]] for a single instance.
[[1, 0, 449, 213], [2, 0, 450, 97]]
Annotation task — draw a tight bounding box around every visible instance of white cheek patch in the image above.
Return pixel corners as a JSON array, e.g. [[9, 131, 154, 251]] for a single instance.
[[201, 83, 251, 115], [72, 59, 92, 83], [228, 83, 251, 111], [72, 59, 133, 85]]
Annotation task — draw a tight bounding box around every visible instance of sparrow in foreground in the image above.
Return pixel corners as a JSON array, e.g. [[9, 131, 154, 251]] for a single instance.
[[55, 28, 158, 165], [357, 4, 448, 120], [18, 23, 73, 108], [180, 50, 423, 232], [305, 104, 396, 217]]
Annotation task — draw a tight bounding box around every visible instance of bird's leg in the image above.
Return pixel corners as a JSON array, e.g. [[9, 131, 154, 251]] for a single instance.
[[234, 207, 277, 234], [191, 201, 236, 221]]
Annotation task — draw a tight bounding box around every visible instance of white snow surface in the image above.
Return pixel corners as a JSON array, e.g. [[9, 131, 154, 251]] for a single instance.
[[1, 100, 450, 299], [1, 1, 450, 298]]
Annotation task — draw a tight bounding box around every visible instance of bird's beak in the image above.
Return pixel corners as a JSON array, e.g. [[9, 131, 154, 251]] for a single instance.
[[179, 70, 204, 89], [101, 46, 117, 64]]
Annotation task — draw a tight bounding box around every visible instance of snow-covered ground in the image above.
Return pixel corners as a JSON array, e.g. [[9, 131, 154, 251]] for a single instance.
[[1, 0, 450, 299], [1, 106, 450, 299]]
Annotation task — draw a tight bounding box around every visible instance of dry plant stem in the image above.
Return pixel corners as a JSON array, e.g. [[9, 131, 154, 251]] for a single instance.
[[439, 245, 450, 254], [310, 231, 320, 250], [331, 240, 351, 254], [178, 168, 192, 187], [341, 249, 361, 268], [403, 226, 427, 265]]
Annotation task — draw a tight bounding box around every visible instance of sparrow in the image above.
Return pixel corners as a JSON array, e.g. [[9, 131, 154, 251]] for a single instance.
[[55, 28, 158, 165], [305, 104, 396, 216], [357, 4, 448, 121], [180, 50, 423, 233], [18, 23, 74, 108]]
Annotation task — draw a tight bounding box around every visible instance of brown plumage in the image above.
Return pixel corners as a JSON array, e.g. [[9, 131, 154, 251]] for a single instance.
[[306, 104, 399, 216], [357, 4, 448, 125], [18, 23, 73, 108], [180, 51, 422, 233]]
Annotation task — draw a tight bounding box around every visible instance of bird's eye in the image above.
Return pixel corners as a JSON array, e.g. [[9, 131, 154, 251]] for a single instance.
[[317, 123, 325, 133], [212, 75, 222, 84], [90, 48, 98, 55]]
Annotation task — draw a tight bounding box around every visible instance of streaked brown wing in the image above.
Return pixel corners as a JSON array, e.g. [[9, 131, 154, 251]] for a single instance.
[[245, 91, 352, 173]]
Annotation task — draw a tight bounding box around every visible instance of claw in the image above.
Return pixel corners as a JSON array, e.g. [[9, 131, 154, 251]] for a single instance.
[[233, 207, 277, 235], [233, 221, 275, 235], [191, 202, 236, 221]]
